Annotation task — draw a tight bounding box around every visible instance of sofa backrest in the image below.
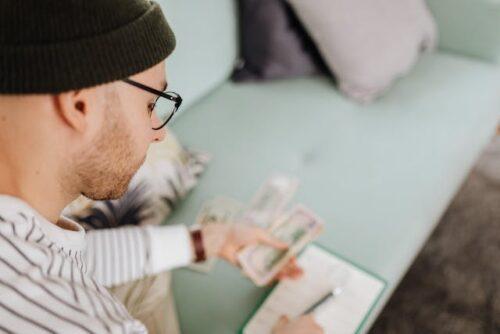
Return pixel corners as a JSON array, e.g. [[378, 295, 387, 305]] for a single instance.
[[157, 0, 498, 114], [427, 0, 500, 65], [158, 0, 239, 111]]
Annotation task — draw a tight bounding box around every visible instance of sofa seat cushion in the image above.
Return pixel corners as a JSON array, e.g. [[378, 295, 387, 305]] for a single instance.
[[168, 51, 499, 334]]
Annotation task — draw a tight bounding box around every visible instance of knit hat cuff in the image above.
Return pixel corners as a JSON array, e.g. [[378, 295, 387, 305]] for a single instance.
[[0, 2, 176, 94]]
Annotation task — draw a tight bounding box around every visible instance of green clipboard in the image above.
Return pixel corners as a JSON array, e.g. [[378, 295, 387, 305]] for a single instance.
[[238, 243, 388, 334]]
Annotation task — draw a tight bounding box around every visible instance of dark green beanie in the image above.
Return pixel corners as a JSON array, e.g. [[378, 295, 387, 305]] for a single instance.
[[0, 0, 176, 94]]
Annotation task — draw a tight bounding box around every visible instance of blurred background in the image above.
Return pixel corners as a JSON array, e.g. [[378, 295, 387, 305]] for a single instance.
[[371, 136, 500, 333], [158, 0, 500, 333]]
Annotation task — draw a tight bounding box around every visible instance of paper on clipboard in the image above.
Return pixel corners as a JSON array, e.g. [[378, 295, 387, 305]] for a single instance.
[[242, 245, 386, 334]]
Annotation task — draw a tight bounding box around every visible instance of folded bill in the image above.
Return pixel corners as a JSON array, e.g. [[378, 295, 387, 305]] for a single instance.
[[238, 205, 324, 286], [188, 196, 243, 273], [240, 174, 299, 229]]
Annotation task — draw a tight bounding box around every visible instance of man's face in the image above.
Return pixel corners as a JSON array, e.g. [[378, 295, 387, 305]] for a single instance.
[[74, 61, 167, 200]]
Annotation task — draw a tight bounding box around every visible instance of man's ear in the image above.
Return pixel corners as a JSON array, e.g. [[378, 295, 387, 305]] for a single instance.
[[52, 90, 90, 132]]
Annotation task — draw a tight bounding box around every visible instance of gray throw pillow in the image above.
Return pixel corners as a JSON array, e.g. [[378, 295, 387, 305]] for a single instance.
[[287, 0, 437, 103], [232, 0, 328, 82]]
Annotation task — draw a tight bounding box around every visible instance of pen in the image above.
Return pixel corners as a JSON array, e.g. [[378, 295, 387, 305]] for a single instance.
[[302, 291, 334, 315]]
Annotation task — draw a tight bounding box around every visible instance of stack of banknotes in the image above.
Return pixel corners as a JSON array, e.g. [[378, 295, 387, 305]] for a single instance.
[[189, 174, 324, 286]]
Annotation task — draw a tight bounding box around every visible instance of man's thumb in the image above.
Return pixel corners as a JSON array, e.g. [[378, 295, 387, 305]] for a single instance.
[[258, 231, 288, 249]]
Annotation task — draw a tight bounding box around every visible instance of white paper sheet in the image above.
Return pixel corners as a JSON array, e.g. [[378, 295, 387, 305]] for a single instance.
[[243, 245, 385, 334]]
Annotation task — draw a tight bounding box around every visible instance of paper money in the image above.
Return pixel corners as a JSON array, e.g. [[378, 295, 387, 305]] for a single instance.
[[238, 205, 324, 286], [240, 174, 299, 229], [196, 196, 242, 227], [188, 196, 243, 273]]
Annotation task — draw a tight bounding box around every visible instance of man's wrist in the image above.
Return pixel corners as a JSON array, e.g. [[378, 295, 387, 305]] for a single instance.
[[192, 223, 231, 260], [189, 227, 207, 263]]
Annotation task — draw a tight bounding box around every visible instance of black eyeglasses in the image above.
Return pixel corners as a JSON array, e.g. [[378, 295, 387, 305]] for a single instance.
[[122, 78, 182, 130]]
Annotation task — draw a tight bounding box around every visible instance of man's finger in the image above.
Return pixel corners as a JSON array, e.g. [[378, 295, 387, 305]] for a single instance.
[[273, 315, 289, 330], [275, 271, 301, 281], [283, 258, 304, 275], [289, 259, 304, 277], [256, 230, 288, 249], [288, 266, 304, 279], [276, 263, 303, 281], [303, 314, 317, 323], [220, 244, 239, 265]]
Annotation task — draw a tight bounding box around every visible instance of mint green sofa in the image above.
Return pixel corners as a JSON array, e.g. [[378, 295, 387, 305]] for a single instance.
[[159, 1, 500, 333]]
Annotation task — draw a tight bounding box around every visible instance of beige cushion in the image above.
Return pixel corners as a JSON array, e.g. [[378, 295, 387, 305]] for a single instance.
[[287, 0, 438, 103]]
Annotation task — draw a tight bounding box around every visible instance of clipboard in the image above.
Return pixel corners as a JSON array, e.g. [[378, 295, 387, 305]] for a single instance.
[[239, 243, 387, 334]]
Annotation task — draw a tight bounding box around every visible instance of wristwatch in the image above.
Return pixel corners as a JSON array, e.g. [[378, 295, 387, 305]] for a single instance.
[[189, 227, 207, 263]]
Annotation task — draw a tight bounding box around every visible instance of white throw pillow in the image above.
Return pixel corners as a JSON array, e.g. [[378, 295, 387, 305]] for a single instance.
[[286, 0, 437, 103]]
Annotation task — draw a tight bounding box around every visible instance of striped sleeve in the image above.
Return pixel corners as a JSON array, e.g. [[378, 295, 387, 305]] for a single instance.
[[85, 225, 194, 287], [0, 221, 142, 334]]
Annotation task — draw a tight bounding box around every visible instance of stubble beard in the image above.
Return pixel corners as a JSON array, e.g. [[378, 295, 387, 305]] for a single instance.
[[72, 92, 146, 201]]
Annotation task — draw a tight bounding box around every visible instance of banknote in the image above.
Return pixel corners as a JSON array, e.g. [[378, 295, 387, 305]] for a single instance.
[[196, 196, 242, 227], [240, 174, 299, 229], [188, 196, 243, 273], [238, 205, 324, 286]]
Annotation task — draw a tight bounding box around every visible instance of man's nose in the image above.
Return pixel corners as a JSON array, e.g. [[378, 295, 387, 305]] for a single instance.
[[152, 127, 166, 142], [151, 113, 167, 142]]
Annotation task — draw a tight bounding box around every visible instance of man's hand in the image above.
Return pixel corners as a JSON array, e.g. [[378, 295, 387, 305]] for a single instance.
[[200, 223, 303, 281], [272, 315, 324, 334]]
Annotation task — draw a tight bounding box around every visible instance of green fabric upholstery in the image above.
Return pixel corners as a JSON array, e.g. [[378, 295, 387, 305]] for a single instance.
[[427, 0, 500, 64], [159, 0, 238, 110], [168, 52, 500, 333]]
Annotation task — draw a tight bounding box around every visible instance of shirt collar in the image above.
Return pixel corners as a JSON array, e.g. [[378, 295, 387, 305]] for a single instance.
[[0, 194, 85, 250]]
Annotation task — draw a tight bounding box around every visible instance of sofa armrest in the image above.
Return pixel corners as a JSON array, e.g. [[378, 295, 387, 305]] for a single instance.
[[426, 0, 500, 64]]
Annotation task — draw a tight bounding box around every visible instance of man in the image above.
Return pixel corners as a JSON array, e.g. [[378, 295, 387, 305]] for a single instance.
[[0, 0, 323, 333]]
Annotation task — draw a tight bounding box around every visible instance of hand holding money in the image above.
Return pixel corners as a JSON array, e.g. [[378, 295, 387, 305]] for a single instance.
[[238, 205, 324, 286], [188, 197, 242, 272], [216, 224, 287, 263], [188, 196, 305, 281], [200, 222, 304, 281], [189, 174, 323, 286]]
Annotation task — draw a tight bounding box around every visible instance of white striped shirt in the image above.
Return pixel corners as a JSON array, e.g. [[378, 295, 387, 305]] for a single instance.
[[0, 195, 194, 333]]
